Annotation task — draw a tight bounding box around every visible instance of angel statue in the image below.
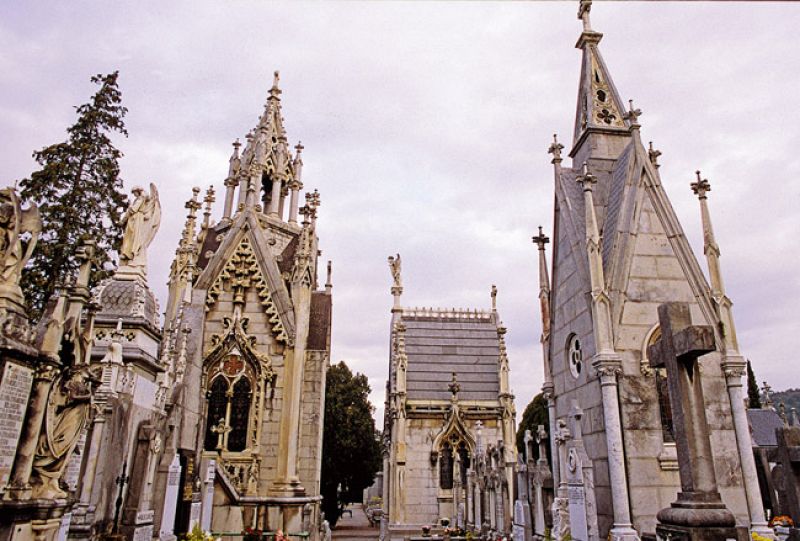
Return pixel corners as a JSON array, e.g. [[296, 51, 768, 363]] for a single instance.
[[119, 183, 161, 270], [30, 364, 102, 499], [388, 253, 402, 288], [0, 187, 41, 291]]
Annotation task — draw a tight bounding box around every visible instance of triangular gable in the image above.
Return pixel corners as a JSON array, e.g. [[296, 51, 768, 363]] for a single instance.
[[602, 141, 719, 335], [195, 210, 297, 345]]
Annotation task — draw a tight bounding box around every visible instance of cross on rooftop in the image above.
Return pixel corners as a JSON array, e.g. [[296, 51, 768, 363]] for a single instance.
[[532, 225, 549, 249], [691, 170, 711, 199]]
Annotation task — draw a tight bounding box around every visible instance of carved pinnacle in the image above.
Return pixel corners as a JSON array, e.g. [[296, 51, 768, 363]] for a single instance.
[[691, 170, 711, 199]]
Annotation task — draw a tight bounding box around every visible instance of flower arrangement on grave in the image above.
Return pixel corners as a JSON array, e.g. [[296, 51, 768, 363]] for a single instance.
[[751, 532, 773, 541], [444, 526, 465, 537], [242, 527, 263, 541], [184, 525, 217, 541], [440, 518, 450, 528], [421, 525, 432, 536], [769, 515, 794, 528], [274, 529, 288, 541]]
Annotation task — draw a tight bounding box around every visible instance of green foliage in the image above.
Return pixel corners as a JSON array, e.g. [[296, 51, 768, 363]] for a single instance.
[[516, 392, 549, 462], [19, 71, 128, 319], [321, 362, 382, 528], [773, 388, 800, 414], [746, 360, 762, 409]]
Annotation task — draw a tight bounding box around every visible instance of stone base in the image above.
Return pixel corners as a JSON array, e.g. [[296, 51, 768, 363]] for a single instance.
[[655, 523, 747, 541], [609, 525, 641, 541]]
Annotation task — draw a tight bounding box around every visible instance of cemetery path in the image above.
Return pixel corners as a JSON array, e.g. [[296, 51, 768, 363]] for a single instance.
[[332, 504, 378, 540]]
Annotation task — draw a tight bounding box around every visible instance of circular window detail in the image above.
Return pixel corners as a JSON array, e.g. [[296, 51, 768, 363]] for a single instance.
[[567, 334, 583, 379]]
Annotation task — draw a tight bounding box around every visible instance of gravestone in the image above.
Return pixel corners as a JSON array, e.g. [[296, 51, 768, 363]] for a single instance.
[[200, 460, 216, 531], [774, 424, 800, 541], [532, 425, 551, 538], [134, 510, 155, 541], [565, 402, 598, 541], [63, 430, 87, 493], [0, 361, 33, 488], [160, 454, 182, 541], [56, 512, 72, 541], [188, 493, 201, 530], [648, 302, 741, 541], [513, 499, 531, 541]]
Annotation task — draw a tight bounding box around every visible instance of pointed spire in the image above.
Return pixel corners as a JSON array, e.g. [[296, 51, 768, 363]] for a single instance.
[[181, 187, 202, 249], [572, 0, 629, 157], [202, 186, 216, 229]]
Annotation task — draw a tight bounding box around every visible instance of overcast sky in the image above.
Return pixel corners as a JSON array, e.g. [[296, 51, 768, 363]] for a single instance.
[[2, 2, 799, 424]]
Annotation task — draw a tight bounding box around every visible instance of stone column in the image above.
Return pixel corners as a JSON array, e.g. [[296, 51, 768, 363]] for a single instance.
[[722, 362, 773, 537], [222, 177, 237, 220], [267, 177, 282, 216], [6, 363, 59, 500], [200, 460, 215, 531], [288, 182, 301, 224]]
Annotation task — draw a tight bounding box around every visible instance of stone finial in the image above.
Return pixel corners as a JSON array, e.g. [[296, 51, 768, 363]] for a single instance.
[[448, 372, 461, 401], [648, 141, 662, 168], [269, 70, 282, 100], [305, 189, 321, 221], [388, 254, 402, 288], [624, 99, 642, 126], [491, 284, 497, 312], [761, 381, 774, 409], [532, 225, 550, 250], [576, 162, 597, 191], [578, 0, 592, 31], [202, 186, 216, 228], [691, 170, 711, 199], [548, 133, 564, 163], [325, 260, 333, 293], [181, 187, 202, 247]]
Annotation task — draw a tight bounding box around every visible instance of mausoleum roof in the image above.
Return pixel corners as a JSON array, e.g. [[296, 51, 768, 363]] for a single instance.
[[400, 308, 501, 402]]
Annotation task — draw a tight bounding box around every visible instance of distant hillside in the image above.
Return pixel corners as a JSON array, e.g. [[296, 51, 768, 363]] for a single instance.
[[772, 388, 800, 414]]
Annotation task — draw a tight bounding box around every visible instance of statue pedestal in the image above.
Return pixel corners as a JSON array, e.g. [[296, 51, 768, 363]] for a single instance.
[[113, 265, 147, 281]]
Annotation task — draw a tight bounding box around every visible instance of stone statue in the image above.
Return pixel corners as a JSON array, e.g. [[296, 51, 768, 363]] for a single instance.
[[0, 187, 41, 291], [388, 253, 402, 288], [119, 183, 161, 269], [30, 364, 101, 499]]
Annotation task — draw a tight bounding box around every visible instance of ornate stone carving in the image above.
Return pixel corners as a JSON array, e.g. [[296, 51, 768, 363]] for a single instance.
[[119, 183, 161, 270], [388, 253, 402, 288], [30, 364, 101, 499], [206, 237, 289, 344], [0, 187, 41, 295]]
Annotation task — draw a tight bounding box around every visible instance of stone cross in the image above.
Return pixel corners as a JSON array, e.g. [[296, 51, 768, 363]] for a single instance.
[[648, 302, 735, 530], [536, 425, 548, 465], [762, 381, 774, 409], [523, 429, 533, 463], [547, 134, 564, 163], [210, 417, 232, 451]]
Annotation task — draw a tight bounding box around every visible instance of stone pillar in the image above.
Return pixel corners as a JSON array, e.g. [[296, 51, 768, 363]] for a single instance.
[[723, 361, 774, 538], [222, 177, 237, 220], [288, 183, 301, 224], [267, 177, 282, 216], [6, 363, 59, 500], [379, 449, 389, 541]]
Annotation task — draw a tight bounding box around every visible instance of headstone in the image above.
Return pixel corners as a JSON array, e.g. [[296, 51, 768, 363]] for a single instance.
[[513, 500, 531, 541], [63, 429, 87, 493], [0, 361, 33, 487], [134, 511, 155, 541], [648, 302, 738, 540], [200, 460, 215, 531], [188, 494, 201, 531], [774, 424, 800, 541], [160, 454, 182, 541], [565, 403, 598, 541], [56, 512, 72, 541], [532, 425, 551, 537]]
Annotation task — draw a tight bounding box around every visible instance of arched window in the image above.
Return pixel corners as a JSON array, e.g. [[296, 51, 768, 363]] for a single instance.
[[655, 369, 674, 443], [440, 442, 454, 490], [203, 352, 255, 453], [457, 441, 470, 485], [645, 326, 674, 443]]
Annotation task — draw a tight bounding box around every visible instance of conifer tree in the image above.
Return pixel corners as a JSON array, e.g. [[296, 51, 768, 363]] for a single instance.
[[746, 360, 762, 409], [19, 71, 128, 318]]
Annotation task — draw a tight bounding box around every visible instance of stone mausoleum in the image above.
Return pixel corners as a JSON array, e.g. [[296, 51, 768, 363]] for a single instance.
[[381, 258, 517, 539]]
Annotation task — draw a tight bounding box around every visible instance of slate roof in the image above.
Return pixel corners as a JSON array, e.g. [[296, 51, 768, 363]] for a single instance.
[[401, 311, 501, 402], [747, 408, 784, 448]]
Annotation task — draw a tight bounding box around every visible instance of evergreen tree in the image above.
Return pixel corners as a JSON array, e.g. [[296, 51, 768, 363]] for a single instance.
[[321, 362, 382, 527], [516, 392, 550, 462], [747, 360, 762, 409], [19, 71, 128, 319]]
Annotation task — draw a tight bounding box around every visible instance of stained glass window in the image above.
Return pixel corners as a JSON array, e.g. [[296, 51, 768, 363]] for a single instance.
[[204, 377, 228, 451], [228, 378, 252, 452], [440, 443, 453, 489], [655, 369, 674, 443]]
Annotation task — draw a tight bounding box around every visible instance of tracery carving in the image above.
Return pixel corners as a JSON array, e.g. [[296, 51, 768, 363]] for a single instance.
[[589, 54, 624, 129], [206, 236, 289, 344]]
